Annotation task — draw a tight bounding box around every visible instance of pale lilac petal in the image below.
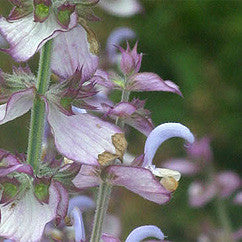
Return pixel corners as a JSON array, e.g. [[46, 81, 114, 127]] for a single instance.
[[47, 104, 122, 165], [0, 13, 77, 62], [143, 123, 195, 167], [99, 0, 142, 17], [128, 72, 182, 96], [107, 165, 171, 204], [51, 25, 98, 80], [0, 183, 59, 241], [216, 171, 240, 197], [68, 195, 95, 214], [102, 233, 120, 242], [72, 165, 100, 189], [125, 225, 164, 242], [71, 207, 85, 242], [188, 181, 217, 207], [233, 192, 242, 205], [0, 88, 34, 125], [106, 27, 136, 64], [163, 159, 199, 176]]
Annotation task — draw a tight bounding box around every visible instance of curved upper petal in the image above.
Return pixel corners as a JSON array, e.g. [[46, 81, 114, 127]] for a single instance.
[[51, 25, 98, 80], [125, 225, 164, 242], [143, 123, 195, 167], [70, 207, 86, 242], [68, 195, 95, 214], [47, 104, 122, 166], [0, 183, 60, 241], [99, 0, 142, 17], [0, 12, 77, 62], [0, 88, 34, 125], [107, 165, 171, 204]]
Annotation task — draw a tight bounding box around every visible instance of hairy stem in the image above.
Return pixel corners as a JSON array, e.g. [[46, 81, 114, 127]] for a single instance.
[[90, 181, 112, 242], [26, 40, 53, 172]]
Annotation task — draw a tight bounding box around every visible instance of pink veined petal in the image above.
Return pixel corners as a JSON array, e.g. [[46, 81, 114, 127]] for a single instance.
[[53, 181, 69, 225], [72, 165, 100, 189], [128, 72, 182, 96], [0, 183, 60, 242], [125, 225, 164, 242], [51, 25, 98, 80], [188, 181, 217, 207], [216, 171, 241, 198], [47, 104, 122, 165], [162, 158, 199, 176], [101, 233, 121, 242], [107, 165, 171, 204], [98, 0, 142, 17], [0, 88, 34, 125], [143, 123, 195, 167], [0, 13, 77, 62], [106, 27, 136, 64], [0, 164, 33, 177]]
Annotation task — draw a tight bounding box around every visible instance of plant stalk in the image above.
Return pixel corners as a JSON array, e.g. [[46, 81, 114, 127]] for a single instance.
[[26, 40, 53, 172], [90, 181, 112, 242]]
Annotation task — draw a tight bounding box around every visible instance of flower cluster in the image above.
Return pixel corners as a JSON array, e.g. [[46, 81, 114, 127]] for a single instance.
[[0, 1, 201, 241]]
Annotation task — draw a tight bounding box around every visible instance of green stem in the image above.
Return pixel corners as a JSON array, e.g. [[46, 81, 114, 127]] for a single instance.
[[26, 40, 53, 172], [90, 181, 112, 242], [207, 164, 234, 241], [215, 198, 234, 242], [115, 89, 130, 128]]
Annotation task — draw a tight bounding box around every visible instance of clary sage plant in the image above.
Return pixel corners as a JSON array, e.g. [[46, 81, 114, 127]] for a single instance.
[[1, 1, 228, 241]]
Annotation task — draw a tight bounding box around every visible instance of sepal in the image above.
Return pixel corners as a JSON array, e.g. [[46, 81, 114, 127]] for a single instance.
[[8, 0, 33, 20], [34, 0, 52, 23], [33, 177, 51, 204], [56, 3, 76, 29], [0, 177, 20, 204]]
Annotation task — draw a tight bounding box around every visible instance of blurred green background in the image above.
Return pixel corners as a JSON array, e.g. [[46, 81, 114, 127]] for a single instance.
[[0, 0, 241, 241]]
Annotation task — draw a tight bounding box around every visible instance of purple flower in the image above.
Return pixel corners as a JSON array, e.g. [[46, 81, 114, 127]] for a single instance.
[[188, 171, 241, 207], [73, 123, 194, 204], [102, 225, 165, 242], [0, 150, 69, 241], [0, 69, 124, 166], [0, 1, 99, 66], [94, 42, 182, 96]]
